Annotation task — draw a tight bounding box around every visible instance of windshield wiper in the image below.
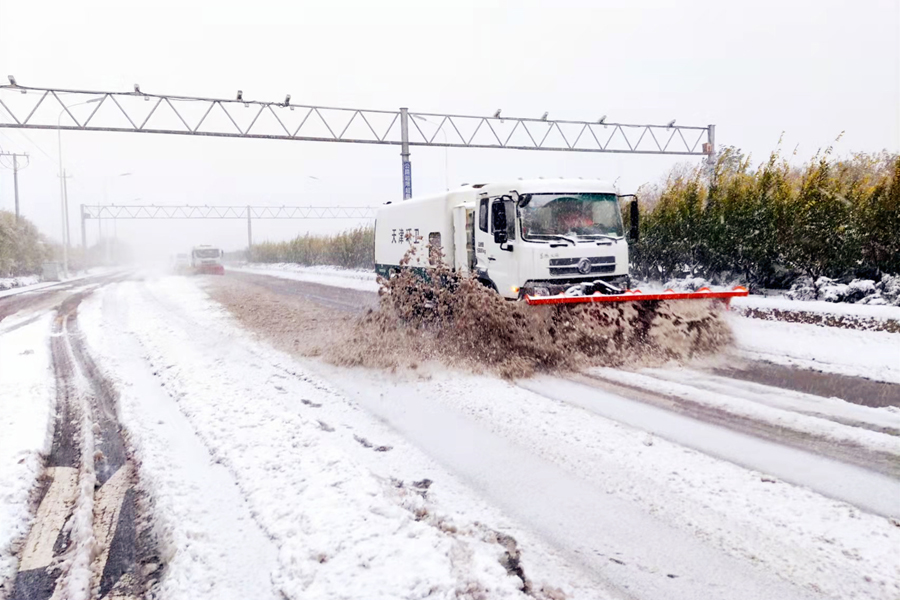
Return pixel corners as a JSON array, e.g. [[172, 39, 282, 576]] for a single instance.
[[578, 233, 621, 241], [528, 233, 576, 246]]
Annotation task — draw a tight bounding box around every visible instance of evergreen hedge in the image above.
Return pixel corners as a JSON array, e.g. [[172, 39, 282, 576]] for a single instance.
[[0, 210, 53, 277], [251, 225, 375, 269], [627, 149, 899, 288]]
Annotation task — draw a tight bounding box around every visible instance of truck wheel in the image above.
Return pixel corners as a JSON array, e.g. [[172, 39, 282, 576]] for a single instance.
[[477, 278, 498, 293]]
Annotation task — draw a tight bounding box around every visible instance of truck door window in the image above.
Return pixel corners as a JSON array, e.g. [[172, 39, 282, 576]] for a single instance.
[[478, 198, 489, 232], [492, 198, 516, 240]]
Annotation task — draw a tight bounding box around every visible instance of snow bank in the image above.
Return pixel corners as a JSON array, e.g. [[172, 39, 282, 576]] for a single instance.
[[788, 274, 900, 306], [0, 268, 116, 300], [0, 276, 39, 292], [0, 315, 55, 594], [643, 276, 900, 325], [731, 294, 900, 322], [235, 263, 379, 292]]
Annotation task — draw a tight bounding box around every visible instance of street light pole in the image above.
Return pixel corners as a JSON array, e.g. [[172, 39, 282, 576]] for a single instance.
[[63, 170, 71, 254], [57, 98, 101, 276]]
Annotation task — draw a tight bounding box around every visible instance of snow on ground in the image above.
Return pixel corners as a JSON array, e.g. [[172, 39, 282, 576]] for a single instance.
[[57, 272, 900, 599], [79, 293, 282, 600], [0, 314, 55, 594], [0, 280, 61, 300], [586, 366, 900, 462], [76, 278, 548, 600], [322, 367, 900, 600], [623, 366, 900, 433], [234, 263, 379, 293], [0, 268, 115, 300], [730, 314, 900, 383]]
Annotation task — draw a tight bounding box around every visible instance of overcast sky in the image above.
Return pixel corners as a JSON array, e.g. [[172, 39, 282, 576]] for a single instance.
[[0, 0, 897, 255]]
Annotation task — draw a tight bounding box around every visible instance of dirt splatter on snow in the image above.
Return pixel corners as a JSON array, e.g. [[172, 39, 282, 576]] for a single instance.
[[205, 261, 733, 379]]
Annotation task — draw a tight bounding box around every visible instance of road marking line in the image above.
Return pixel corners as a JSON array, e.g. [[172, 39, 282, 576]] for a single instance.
[[18, 466, 79, 571], [92, 463, 133, 588]]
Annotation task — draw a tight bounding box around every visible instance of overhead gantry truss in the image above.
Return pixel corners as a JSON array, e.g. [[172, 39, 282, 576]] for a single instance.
[[0, 81, 714, 156]]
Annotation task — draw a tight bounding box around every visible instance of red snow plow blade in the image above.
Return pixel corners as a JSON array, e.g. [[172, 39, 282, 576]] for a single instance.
[[195, 264, 225, 275], [524, 286, 749, 306]]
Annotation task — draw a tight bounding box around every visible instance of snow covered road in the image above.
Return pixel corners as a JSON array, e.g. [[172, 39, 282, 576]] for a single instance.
[[1, 270, 898, 600], [0, 314, 55, 596], [75, 279, 568, 599]]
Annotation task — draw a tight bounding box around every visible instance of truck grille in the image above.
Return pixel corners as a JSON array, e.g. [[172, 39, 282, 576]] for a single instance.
[[549, 256, 616, 276]]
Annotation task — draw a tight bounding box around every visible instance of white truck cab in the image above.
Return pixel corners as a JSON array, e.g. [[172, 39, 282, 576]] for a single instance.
[[375, 179, 638, 299]]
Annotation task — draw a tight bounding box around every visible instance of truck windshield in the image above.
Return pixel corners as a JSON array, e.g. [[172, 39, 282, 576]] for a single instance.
[[194, 249, 220, 259], [519, 193, 624, 241]]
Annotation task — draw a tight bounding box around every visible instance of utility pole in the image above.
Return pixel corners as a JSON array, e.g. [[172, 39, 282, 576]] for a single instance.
[[63, 171, 71, 249], [246, 205, 253, 257], [705, 124, 716, 178], [0, 151, 28, 220], [80, 204, 87, 257]]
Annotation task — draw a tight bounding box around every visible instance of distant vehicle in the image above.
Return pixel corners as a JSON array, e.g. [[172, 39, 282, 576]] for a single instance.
[[191, 245, 225, 275], [42, 261, 62, 282]]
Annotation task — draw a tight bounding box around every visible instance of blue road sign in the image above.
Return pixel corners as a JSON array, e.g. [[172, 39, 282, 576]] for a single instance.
[[402, 161, 412, 199]]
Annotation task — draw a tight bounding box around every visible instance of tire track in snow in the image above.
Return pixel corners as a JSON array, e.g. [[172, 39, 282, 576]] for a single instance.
[[576, 369, 900, 477], [11, 292, 156, 600]]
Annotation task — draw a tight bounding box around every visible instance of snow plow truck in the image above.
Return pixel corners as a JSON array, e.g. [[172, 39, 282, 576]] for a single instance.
[[374, 179, 747, 306], [191, 245, 225, 275]]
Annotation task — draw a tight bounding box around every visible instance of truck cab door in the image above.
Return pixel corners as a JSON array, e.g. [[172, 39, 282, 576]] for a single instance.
[[474, 196, 518, 298]]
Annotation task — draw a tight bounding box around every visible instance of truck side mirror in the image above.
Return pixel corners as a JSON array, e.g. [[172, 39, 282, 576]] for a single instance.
[[493, 230, 508, 244], [629, 199, 640, 242]]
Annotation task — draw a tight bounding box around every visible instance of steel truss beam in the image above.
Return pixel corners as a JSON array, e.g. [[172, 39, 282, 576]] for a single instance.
[[0, 82, 713, 156], [82, 205, 376, 219]]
